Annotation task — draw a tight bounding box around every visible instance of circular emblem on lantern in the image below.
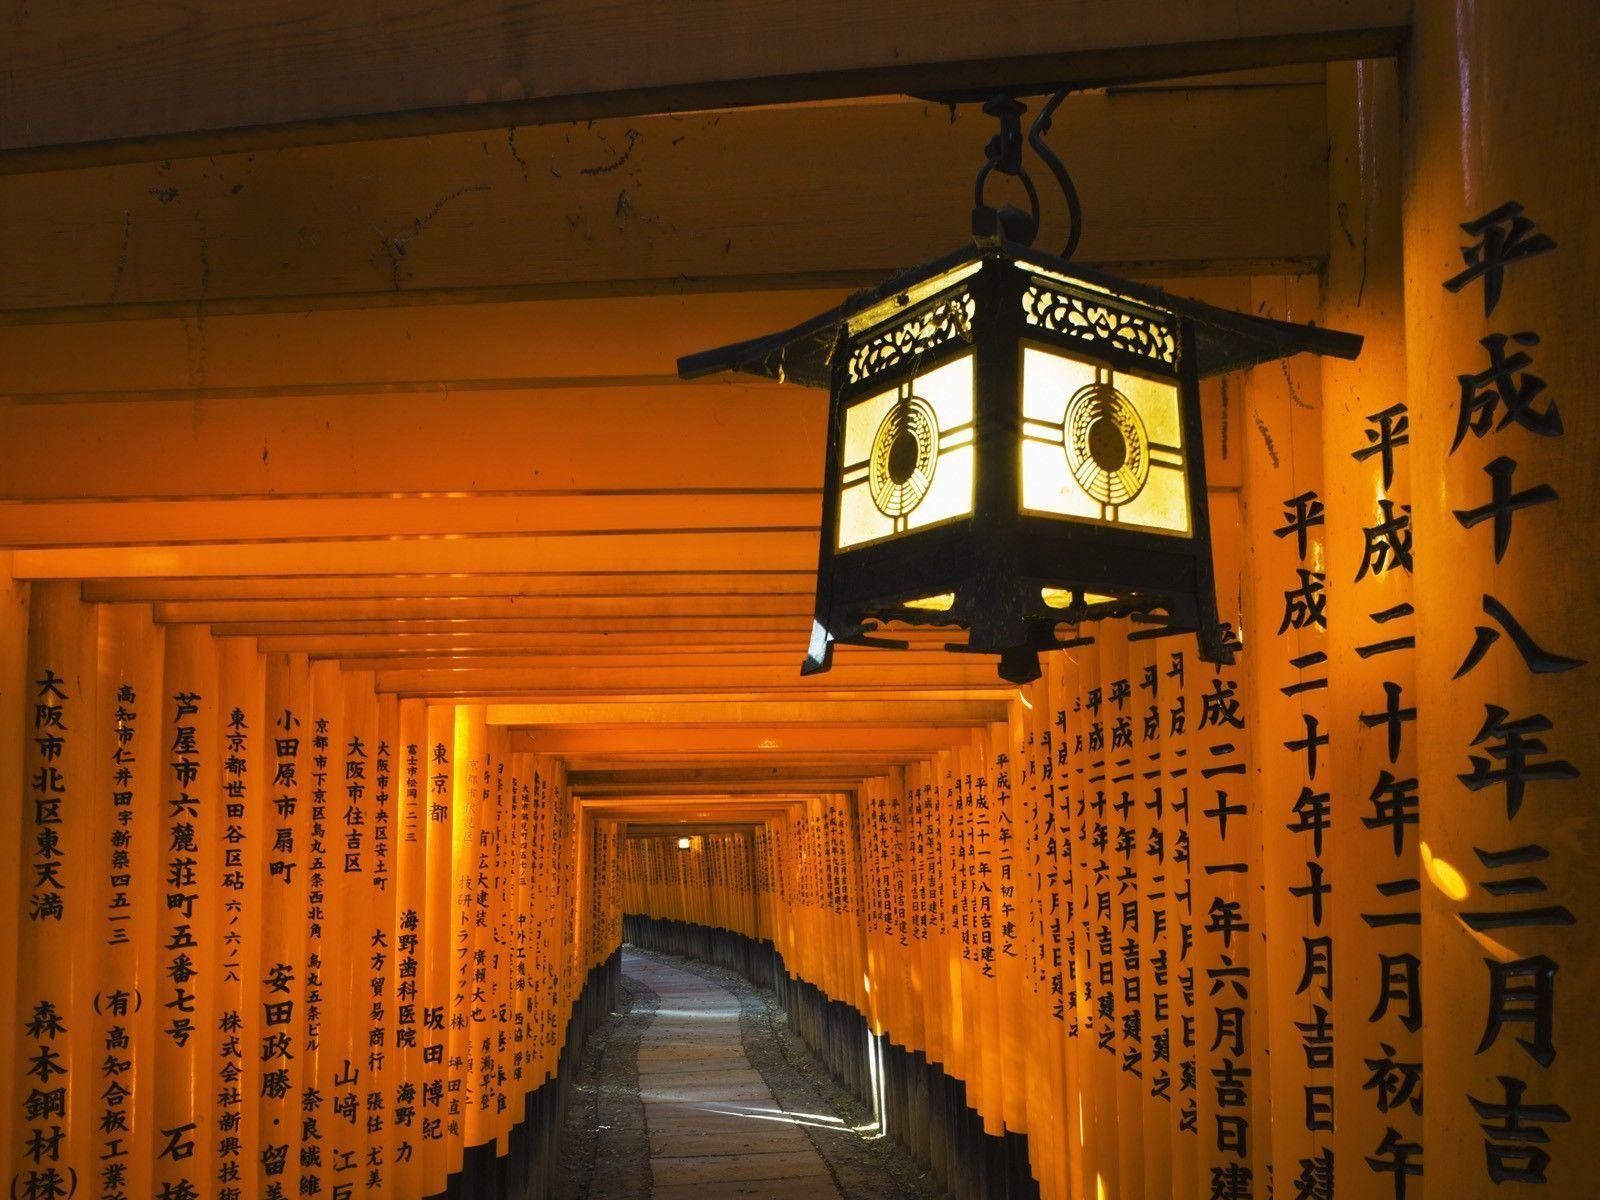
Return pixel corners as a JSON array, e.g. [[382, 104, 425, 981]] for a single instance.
[[869, 396, 939, 517], [1062, 381, 1150, 506]]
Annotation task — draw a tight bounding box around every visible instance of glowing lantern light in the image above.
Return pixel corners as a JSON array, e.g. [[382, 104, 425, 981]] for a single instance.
[[680, 92, 1361, 681]]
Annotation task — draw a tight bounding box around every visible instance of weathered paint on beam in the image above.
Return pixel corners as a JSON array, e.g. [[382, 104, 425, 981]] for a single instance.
[[1, 0, 1408, 167], [0, 92, 1326, 319]]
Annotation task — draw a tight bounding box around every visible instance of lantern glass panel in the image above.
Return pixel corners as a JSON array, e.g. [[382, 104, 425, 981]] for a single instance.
[[1041, 587, 1117, 608], [1018, 343, 1191, 536], [837, 351, 975, 550]]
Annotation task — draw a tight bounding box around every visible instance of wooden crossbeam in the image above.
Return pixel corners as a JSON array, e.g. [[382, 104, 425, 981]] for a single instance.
[[571, 765, 876, 792], [0, 91, 1324, 319], [331, 647, 960, 670], [0, 292, 826, 394], [0, 283, 1251, 518], [8, 531, 821, 579], [487, 700, 1006, 726], [0, 494, 819, 548], [598, 805, 842, 822], [0, 383, 824, 498], [1, 2, 1407, 167], [513, 725, 969, 754], [148, 595, 817, 623], [211, 619, 820, 636], [247, 632, 906, 656], [566, 753, 927, 773], [77, 573, 816, 603], [621, 824, 765, 838], [457, 686, 1008, 705], [373, 661, 1008, 694]]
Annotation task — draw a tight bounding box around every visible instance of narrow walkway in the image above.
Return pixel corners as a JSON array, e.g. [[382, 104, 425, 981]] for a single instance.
[[557, 949, 948, 1200], [633, 953, 841, 1199]]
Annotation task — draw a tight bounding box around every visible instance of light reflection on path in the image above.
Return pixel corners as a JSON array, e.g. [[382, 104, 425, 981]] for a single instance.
[[628, 950, 849, 1197]]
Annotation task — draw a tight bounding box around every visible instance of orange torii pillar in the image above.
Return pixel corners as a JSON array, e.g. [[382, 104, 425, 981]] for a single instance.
[[1404, 3, 1599, 1196]]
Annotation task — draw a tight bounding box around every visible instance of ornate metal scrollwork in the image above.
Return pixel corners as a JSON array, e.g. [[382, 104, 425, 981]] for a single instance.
[[845, 292, 976, 384], [1022, 282, 1176, 367]]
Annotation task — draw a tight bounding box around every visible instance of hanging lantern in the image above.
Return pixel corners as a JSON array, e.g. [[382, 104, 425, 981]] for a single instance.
[[680, 93, 1362, 683]]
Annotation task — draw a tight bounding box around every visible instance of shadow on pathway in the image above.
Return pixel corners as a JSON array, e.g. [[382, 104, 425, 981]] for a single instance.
[[557, 947, 950, 1200]]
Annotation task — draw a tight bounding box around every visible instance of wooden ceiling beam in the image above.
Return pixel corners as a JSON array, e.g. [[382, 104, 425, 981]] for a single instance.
[[485, 700, 1006, 726], [1, 362, 1244, 530], [419, 684, 1007, 703], [565, 753, 925, 772], [607, 813, 804, 827], [512, 726, 967, 754], [1, 1, 1406, 168], [372, 662, 1006, 694], [79, 572, 817, 603], [265, 637, 950, 659], [347, 658, 971, 681], [582, 797, 825, 811], [1, 89, 1325, 320], [9, 530, 821, 579], [245, 632, 903, 656], [207, 618, 819, 637], [0, 292, 828, 397], [571, 765, 875, 790], [613, 822, 805, 833], [0, 383, 822, 500], [148, 595, 815, 623], [622, 824, 764, 839], [1, 493, 818, 548]]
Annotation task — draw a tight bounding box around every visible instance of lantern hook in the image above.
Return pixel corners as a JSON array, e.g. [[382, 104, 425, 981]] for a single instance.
[[971, 95, 1041, 245], [970, 89, 1083, 260], [1026, 89, 1083, 260]]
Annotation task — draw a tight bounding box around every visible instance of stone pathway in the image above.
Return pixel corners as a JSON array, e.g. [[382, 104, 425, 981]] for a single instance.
[[558, 948, 948, 1200], [632, 952, 842, 1199]]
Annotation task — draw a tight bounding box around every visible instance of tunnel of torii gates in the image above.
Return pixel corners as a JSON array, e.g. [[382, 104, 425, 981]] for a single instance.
[[0, 4, 1597, 1200]]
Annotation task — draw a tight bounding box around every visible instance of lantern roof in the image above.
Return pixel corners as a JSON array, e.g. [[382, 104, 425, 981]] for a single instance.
[[678, 241, 1362, 387]]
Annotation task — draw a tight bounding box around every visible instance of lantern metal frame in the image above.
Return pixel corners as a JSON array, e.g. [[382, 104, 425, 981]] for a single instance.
[[678, 92, 1362, 683]]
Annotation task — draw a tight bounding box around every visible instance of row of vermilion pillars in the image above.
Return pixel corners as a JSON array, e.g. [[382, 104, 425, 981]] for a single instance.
[[0, 581, 624, 1200], [1321, 57, 1425, 1200], [1404, 3, 1600, 1197], [624, 621, 1247, 1200], [620, 13, 1600, 1194], [3, 4, 1598, 1197], [622, 833, 763, 939]]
